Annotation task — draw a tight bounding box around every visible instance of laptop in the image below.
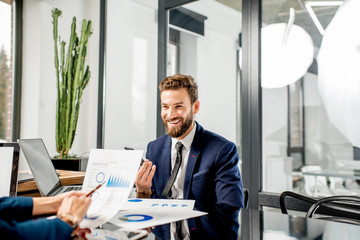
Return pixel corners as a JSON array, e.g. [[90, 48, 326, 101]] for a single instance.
[[0, 142, 20, 197], [18, 138, 82, 196]]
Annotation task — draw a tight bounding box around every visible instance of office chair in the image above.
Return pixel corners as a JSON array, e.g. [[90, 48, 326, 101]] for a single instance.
[[280, 191, 317, 214], [306, 195, 360, 225], [280, 191, 360, 225]]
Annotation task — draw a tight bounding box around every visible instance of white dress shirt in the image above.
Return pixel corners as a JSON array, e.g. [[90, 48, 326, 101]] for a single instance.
[[170, 123, 196, 240]]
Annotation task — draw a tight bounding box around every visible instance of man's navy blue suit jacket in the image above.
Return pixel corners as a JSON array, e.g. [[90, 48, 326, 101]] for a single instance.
[[0, 197, 73, 240], [147, 122, 244, 239]]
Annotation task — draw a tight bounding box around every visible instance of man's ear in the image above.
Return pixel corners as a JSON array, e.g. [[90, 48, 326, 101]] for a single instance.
[[193, 100, 200, 114]]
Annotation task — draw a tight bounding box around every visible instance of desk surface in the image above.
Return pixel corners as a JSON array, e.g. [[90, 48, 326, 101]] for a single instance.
[[262, 210, 360, 239], [17, 170, 85, 197]]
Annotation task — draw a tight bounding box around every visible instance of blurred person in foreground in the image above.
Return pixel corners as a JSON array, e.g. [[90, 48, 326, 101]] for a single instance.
[[0, 191, 91, 240]]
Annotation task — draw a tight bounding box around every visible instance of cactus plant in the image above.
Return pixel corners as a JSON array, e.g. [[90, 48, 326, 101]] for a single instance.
[[52, 8, 92, 158]]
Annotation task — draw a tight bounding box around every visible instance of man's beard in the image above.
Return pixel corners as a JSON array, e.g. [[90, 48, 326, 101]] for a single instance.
[[163, 114, 193, 138]]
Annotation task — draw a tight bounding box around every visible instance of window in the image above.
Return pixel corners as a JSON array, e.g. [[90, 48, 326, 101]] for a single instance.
[[0, 0, 13, 141], [261, 0, 360, 198]]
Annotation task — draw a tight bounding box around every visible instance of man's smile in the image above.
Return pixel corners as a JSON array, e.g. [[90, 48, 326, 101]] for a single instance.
[[168, 118, 181, 126]]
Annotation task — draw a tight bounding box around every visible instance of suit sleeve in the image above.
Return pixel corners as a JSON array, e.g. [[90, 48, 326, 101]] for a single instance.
[[213, 142, 244, 239], [0, 197, 36, 223], [0, 197, 73, 240], [1, 218, 74, 240], [146, 142, 158, 197]]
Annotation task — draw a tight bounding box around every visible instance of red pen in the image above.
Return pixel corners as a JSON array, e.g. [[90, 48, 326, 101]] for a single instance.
[[86, 181, 105, 197]]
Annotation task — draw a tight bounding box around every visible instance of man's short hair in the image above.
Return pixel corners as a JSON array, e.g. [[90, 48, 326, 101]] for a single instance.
[[159, 74, 198, 104]]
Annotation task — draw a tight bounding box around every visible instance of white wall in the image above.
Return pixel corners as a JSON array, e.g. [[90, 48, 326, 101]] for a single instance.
[[21, 0, 99, 169], [103, 0, 158, 151]]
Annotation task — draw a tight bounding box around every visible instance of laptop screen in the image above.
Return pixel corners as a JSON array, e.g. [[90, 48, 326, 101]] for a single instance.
[[18, 139, 60, 196], [0, 142, 20, 197]]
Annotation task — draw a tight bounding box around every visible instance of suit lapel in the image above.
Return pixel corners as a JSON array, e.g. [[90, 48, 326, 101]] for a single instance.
[[183, 147, 200, 199], [183, 123, 204, 199], [161, 137, 172, 191]]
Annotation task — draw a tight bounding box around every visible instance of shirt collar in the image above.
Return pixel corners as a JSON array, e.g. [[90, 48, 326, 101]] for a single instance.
[[171, 122, 197, 151]]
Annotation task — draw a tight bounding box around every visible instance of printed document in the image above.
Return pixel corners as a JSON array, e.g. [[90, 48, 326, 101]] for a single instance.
[[80, 149, 143, 228]]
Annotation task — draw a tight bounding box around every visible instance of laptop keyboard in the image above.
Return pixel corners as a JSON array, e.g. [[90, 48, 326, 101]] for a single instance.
[[63, 186, 82, 193]]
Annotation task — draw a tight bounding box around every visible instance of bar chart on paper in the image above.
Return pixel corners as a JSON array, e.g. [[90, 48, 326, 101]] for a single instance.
[[106, 173, 131, 188]]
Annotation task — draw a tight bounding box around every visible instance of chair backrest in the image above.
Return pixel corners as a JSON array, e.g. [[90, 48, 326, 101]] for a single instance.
[[0, 142, 20, 197], [243, 188, 249, 209], [280, 191, 360, 224], [306, 195, 360, 225], [280, 191, 317, 214]]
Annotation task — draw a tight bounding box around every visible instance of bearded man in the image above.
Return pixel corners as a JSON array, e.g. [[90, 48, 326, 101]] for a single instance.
[[135, 74, 244, 240]]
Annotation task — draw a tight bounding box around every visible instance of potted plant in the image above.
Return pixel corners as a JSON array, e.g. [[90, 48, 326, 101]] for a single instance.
[[51, 8, 92, 171]]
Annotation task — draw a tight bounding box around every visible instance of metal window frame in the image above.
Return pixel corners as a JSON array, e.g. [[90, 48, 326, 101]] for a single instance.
[[241, 0, 262, 239], [97, 0, 106, 148], [11, 0, 23, 141]]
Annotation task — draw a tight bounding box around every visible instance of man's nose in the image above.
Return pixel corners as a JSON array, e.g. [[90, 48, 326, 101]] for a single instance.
[[167, 107, 176, 118]]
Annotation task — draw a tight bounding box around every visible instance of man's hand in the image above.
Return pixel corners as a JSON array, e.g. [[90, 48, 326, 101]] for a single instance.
[[135, 159, 156, 198]]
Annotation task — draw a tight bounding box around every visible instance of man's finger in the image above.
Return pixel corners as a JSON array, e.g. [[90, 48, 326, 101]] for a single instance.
[[137, 160, 149, 175], [135, 160, 150, 182], [140, 161, 153, 181], [146, 165, 156, 184]]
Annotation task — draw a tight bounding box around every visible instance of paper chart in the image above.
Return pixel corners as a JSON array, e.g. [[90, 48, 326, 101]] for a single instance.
[[80, 149, 143, 228]]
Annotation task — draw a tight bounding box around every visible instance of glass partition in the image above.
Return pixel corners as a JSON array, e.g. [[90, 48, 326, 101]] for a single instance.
[[104, 0, 158, 150], [261, 0, 359, 197]]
